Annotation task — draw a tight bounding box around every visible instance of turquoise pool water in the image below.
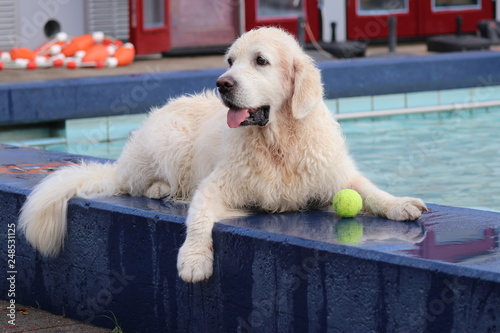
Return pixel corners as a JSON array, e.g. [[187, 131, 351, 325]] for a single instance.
[[39, 105, 500, 212], [342, 107, 500, 212]]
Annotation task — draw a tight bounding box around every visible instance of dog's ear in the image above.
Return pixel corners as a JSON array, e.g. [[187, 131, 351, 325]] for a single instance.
[[291, 55, 323, 119]]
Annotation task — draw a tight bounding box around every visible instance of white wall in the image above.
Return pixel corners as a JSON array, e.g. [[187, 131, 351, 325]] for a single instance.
[[0, 0, 16, 49], [17, 0, 85, 49], [320, 0, 346, 42]]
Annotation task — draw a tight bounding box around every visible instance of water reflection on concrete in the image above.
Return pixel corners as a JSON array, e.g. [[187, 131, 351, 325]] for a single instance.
[[95, 195, 499, 274], [221, 204, 500, 274]]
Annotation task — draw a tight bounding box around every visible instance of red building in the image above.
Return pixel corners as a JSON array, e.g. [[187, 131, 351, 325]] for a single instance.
[[0, 0, 496, 55], [130, 0, 497, 54]]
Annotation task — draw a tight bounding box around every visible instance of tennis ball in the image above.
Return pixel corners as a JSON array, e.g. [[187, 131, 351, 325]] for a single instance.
[[333, 189, 363, 218], [334, 218, 363, 244]]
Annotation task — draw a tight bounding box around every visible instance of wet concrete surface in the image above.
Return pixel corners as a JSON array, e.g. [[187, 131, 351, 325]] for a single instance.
[[1, 300, 112, 333], [1, 144, 499, 277]]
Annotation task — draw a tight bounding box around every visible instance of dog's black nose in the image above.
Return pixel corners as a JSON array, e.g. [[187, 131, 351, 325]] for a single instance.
[[216, 76, 236, 94]]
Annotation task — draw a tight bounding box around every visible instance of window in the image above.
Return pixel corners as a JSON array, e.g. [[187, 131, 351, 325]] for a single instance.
[[358, 0, 408, 15], [433, 0, 481, 11], [258, 0, 303, 18], [143, 0, 165, 28]]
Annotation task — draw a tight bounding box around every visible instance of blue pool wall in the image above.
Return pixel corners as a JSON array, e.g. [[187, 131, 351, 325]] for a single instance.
[[1, 51, 500, 124]]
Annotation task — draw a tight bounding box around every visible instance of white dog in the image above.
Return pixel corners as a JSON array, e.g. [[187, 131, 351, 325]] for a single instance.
[[18, 27, 427, 283]]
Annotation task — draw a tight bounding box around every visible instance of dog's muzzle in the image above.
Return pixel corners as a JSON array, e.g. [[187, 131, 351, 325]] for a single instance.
[[240, 106, 270, 127], [226, 105, 270, 128], [216, 76, 270, 128]]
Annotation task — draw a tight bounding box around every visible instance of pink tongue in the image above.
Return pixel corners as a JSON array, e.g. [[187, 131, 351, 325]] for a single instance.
[[227, 108, 251, 128]]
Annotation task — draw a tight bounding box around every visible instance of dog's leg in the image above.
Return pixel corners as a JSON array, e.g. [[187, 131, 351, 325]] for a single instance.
[[177, 178, 229, 283], [144, 181, 171, 199], [349, 174, 427, 221]]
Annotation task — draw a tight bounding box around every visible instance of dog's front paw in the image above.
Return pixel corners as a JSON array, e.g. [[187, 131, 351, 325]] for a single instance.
[[177, 242, 214, 283], [385, 197, 428, 221]]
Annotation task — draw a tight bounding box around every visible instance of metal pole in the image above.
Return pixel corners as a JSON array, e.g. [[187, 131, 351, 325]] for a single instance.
[[388, 16, 397, 53], [456, 16, 463, 36], [330, 22, 337, 43], [297, 16, 305, 46]]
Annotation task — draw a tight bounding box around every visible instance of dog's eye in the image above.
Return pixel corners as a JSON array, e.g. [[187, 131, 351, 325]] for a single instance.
[[227, 58, 233, 67], [256, 56, 268, 66]]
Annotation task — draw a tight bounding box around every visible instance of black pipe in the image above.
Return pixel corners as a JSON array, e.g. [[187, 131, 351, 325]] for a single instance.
[[388, 16, 397, 53], [331, 22, 337, 43], [456, 16, 463, 36], [297, 16, 305, 46]]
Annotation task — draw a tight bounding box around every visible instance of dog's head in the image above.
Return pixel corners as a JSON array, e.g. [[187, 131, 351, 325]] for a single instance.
[[216, 27, 323, 129]]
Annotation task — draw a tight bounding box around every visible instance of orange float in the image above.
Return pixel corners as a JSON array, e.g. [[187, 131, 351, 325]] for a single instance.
[[0, 31, 134, 70], [82, 44, 110, 63], [62, 32, 104, 57], [10, 48, 37, 61], [106, 43, 135, 67]]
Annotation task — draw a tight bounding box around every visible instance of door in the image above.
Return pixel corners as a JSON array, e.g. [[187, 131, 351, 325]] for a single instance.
[[245, 0, 320, 42], [169, 0, 238, 49], [129, 0, 170, 55], [347, 0, 418, 40], [419, 0, 494, 35], [347, 0, 494, 40]]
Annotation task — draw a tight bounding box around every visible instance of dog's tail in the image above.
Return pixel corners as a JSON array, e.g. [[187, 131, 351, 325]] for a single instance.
[[18, 161, 119, 257]]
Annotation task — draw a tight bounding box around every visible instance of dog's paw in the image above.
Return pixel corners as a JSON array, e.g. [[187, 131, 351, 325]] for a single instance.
[[177, 242, 214, 283], [144, 181, 171, 199], [385, 197, 428, 221]]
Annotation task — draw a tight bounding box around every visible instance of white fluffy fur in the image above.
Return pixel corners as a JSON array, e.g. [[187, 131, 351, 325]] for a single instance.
[[18, 28, 426, 282], [18, 162, 118, 256]]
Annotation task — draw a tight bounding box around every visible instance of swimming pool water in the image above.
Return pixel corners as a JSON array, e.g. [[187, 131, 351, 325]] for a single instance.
[[341, 107, 500, 212], [45, 106, 500, 212]]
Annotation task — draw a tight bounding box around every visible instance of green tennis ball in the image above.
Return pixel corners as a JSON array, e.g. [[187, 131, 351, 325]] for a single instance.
[[334, 218, 363, 244], [333, 189, 363, 218]]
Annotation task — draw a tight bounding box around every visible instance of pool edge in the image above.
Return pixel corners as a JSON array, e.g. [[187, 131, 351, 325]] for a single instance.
[[0, 145, 499, 332]]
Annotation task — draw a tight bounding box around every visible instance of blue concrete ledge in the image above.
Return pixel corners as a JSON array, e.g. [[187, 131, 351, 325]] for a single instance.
[[1, 51, 500, 124], [0, 68, 223, 125], [1, 144, 499, 332], [321, 51, 500, 98]]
